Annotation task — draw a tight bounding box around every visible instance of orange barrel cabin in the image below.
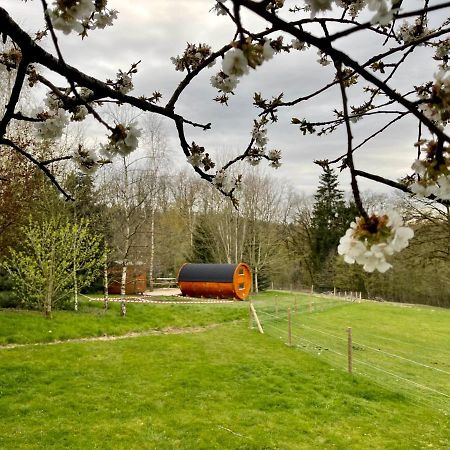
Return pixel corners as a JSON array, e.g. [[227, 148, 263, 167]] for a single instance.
[[177, 263, 252, 300]]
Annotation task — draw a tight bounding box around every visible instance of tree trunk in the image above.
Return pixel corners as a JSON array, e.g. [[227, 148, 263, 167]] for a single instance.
[[45, 263, 54, 318], [148, 209, 155, 291], [254, 267, 259, 294], [73, 264, 78, 312], [120, 263, 127, 317], [103, 249, 109, 310]]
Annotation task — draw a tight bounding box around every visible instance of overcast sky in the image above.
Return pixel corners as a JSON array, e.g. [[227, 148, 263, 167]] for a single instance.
[[3, 0, 444, 196]]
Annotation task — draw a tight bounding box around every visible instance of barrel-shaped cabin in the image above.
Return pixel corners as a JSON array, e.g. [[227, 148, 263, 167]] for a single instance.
[[177, 263, 252, 300]]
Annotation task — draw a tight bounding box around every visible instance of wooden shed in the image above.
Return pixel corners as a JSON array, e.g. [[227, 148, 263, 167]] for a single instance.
[[177, 263, 252, 300], [108, 264, 147, 295]]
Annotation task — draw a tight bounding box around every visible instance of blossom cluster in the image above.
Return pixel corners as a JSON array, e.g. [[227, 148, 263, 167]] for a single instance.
[[114, 70, 133, 94], [420, 69, 450, 126], [305, 0, 399, 25], [49, 0, 118, 36], [34, 108, 69, 141], [246, 119, 282, 168], [171, 43, 213, 72], [72, 145, 98, 174], [212, 169, 243, 194], [212, 169, 233, 192], [210, 39, 275, 95], [186, 142, 215, 171], [410, 140, 450, 200], [100, 123, 141, 157], [338, 210, 414, 273], [398, 17, 431, 45]]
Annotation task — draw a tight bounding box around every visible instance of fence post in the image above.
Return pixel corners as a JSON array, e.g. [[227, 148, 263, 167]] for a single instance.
[[311, 285, 314, 294], [347, 327, 353, 374], [250, 303, 264, 334], [333, 286, 336, 296], [288, 307, 292, 347]]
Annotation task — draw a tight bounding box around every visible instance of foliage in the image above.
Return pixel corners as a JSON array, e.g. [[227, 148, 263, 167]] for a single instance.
[[3, 217, 103, 315]]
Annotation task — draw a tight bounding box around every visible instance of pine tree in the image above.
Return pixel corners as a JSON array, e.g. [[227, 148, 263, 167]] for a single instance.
[[310, 166, 357, 282], [188, 219, 215, 263]]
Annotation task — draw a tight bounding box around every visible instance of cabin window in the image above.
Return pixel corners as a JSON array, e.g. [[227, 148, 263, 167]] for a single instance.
[[239, 283, 245, 290], [239, 268, 244, 275]]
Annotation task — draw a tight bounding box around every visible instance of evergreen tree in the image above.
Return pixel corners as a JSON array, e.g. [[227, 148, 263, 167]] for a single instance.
[[188, 219, 216, 263], [310, 166, 357, 278]]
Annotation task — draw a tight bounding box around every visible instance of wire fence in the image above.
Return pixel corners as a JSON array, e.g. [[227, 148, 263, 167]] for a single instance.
[[251, 299, 450, 416]]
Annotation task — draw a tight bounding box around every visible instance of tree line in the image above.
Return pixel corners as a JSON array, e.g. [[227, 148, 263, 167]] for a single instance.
[[1, 119, 449, 313]]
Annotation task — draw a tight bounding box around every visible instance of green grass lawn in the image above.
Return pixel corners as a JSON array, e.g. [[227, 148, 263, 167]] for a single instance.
[[252, 291, 450, 416], [0, 299, 246, 345], [0, 292, 449, 449]]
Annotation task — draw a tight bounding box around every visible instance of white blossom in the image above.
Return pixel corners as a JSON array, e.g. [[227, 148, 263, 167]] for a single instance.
[[72, 146, 97, 174], [305, 0, 333, 17], [49, 0, 95, 35], [268, 149, 282, 168], [436, 174, 450, 200], [116, 70, 133, 94], [252, 128, 268, 147], [71, 105, 89, 121], [210, 73, 239, 93], [338, 210, 414, 273], [368, 0, 398, 26], [410, 181, 438, 198], [213, 169, 232, 191], [317, 50, 331, 66], [187, 153, 203, 167], [222, 48, 249, 77], [262, 40, 275, 61], [291, 39, 307, 51], [101, 123, 141, 157], [35, 108, 69, 140], [92, 10, 118, 29]]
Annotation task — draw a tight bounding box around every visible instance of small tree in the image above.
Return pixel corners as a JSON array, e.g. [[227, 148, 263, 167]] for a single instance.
[[3, 216, 103, 316]]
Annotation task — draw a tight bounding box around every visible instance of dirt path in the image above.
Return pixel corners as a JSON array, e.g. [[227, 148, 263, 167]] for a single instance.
[[0, 322, 226, 350]]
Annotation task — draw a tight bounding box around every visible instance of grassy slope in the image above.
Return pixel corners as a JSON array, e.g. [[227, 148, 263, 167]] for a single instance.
[[1, 323, 449, 449], [0, 294, 449, 449], [0, 300, 246, 345]]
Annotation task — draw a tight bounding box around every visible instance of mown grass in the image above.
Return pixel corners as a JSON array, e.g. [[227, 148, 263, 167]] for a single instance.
[[0, 299, 246, 345], [252, 291, 450, 416], [1, 323, 449, 449], [0, 292, 449, 449]]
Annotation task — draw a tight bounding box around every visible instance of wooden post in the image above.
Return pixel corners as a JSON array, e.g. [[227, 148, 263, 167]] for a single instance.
[[250, 303, 264, 334], [288, 307, 292, 346], [347, 327, 353, 374], [333, 286, 336, 296], [359, 291, 362, 300], [311, 285, 314, 294]]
